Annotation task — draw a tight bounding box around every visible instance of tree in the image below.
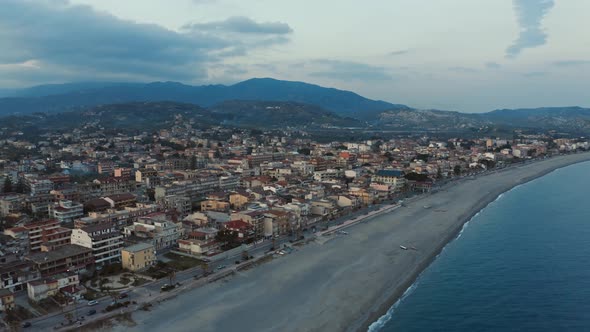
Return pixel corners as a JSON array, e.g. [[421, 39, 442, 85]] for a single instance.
[[453, 165, 461, 176], [15, 177, 26, 194], [297, 147, 311, 155], [189, 155, 197, 170], [404, 172, 429, 181], [214, 149, 222, 159], [3, 176, 12, 193]]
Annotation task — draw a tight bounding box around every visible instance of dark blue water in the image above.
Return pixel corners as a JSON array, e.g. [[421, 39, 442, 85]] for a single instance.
[[371, 161, 590, 332]]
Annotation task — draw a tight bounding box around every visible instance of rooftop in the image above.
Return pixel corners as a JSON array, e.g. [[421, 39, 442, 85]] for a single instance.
[[123, 242, 154, 253], [27, 244, 92, 264]]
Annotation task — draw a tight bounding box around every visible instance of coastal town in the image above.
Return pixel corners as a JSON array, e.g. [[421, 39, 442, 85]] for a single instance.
[[0, 119, 588, 330]]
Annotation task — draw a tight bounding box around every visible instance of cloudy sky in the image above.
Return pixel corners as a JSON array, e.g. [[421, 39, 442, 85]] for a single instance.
[[0, 0, 588, 112]]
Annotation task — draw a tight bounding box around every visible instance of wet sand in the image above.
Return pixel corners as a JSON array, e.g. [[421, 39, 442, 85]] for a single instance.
[[111, 153, 590, 332]]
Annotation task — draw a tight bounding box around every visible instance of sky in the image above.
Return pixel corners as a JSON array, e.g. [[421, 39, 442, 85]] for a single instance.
[[0, 0, 588, 112]]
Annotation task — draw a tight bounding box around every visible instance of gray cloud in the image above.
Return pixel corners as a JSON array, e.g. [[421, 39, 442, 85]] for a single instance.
[[183, 16, 293, 35], [309, 60, 392, 81], [448, 66, 479, 73], [388, 50, 409, 56], [485, 62, 502, 69], [506, 0, 555, 58], [0, 1, 292, 86], [552, 60, 590, 67], [523, 71, 546, 77]]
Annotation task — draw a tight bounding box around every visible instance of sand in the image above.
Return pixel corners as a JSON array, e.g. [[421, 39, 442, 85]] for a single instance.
[[111, 153, 590, 332]]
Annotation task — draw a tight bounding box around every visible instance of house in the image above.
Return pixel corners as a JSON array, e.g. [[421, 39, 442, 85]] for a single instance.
[[0, 288, 15, 311], [224, 220, 255, 242], [200, 199, 230, 212], [71, 224, 123, 265], [178, 239, 217, 256], [121, 243, 156, 272], [27, 273, 80, 302], [0, 261, 41, 292], [336, 195, 359, 208], [229, 191, 251, 209]]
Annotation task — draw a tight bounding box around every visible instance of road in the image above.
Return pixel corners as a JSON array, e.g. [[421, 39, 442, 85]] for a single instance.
[[22, 235, 294, 331]]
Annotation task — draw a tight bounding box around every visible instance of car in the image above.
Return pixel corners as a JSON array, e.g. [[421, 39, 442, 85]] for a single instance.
[[87, 300, 99, 306], [119, 293, 129, 299], [22, 322, 31, 328], [88, 309, 96, 316]]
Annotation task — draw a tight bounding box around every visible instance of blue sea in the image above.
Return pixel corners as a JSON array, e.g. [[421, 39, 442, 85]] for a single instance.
[[370, 161, 590, 332]]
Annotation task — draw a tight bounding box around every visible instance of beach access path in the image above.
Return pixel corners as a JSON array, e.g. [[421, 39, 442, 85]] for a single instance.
[[107, 153, 590, 332]]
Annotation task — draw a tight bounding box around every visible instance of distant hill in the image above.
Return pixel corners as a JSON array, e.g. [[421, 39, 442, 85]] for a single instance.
[[0, 78, 405, 119], [483, 107, 590, 131], [376, 106, 590, 134], [0, 100, 358, 136]]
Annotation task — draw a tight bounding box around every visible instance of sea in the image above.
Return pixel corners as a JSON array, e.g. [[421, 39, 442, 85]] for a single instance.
[[370, 161, 590, 332]]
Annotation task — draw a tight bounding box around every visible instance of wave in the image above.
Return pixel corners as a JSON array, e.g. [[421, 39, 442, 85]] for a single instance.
[[367, 281, 419, 332]]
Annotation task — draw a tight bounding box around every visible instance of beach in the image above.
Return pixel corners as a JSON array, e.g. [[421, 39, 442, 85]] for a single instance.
[[109, 153, 590, 332]]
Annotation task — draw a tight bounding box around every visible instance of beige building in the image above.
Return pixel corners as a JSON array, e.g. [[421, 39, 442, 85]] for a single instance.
[[0, 288, 15, 311], [121, 243, 156, 272]]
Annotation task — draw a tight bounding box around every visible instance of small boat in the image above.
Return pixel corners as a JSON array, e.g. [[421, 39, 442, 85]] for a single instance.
[[400, 245, 408, 250]]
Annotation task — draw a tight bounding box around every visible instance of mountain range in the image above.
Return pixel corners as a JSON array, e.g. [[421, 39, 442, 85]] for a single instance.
[[0, 78, 589, 134], [0, 78, 404, 120]]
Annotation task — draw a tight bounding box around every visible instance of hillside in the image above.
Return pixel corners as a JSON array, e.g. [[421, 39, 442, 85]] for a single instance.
[[0, 78, 404, 119], [376, 106, 590, 134], [0, 100, 359, 137]]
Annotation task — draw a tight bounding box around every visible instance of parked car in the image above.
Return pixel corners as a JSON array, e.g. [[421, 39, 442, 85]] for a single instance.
[[22, 322, 31, 328], [87, 300, 99, 306], [88, 309, 97, 316], [119, 293, 129, 299]]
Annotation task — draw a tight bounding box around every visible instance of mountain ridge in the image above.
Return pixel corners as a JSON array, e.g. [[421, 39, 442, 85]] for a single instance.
[[0, 78, 405, 119]]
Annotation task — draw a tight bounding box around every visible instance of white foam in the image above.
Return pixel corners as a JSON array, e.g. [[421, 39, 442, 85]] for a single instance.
[[367, 282, 419, 332]]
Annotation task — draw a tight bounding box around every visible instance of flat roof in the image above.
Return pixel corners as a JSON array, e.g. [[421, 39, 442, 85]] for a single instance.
[[123, 242, 154, 253], [27, 244, 92, 264]]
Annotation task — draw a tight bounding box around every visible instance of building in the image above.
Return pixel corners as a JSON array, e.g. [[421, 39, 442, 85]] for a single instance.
[[27, 273, 80, 302], [0, 261, 40, 292], [123, 214, 181, 251], [26, 244, 94, 277], [371, 170, 406, 192], [71, 224, 123, 265], [177, 238, 217, 256], [23, 219, 71, 252], [103, 193, 136, 209], [28, 179, 54, 195], [49, 200, 84, 223], [0, 288, 15, 311], [162, 195, 191, 216], [121, 243, 156, 272], [229, 191, 250, 209]]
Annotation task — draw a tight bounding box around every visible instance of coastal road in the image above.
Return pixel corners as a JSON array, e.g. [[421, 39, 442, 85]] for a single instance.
[[23, 234, 295, 331], [105, 153, 590, 332]]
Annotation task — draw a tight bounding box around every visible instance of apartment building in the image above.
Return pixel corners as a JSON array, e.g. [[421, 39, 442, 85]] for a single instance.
[[71, 224, 123, 265]]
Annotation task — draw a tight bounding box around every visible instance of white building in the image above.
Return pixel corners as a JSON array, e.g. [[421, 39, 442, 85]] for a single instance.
[[49, 200, 83, 223], [71, 224, 123, 265], [123, 213, 182, 251]]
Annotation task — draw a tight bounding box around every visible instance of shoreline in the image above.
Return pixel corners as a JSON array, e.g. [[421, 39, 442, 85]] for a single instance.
[[357, 154, 590, 332], [107, 153, 590, 332]]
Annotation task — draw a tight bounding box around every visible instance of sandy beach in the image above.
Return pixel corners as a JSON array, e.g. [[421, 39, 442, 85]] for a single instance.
[[108, 153, 590, 332]]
